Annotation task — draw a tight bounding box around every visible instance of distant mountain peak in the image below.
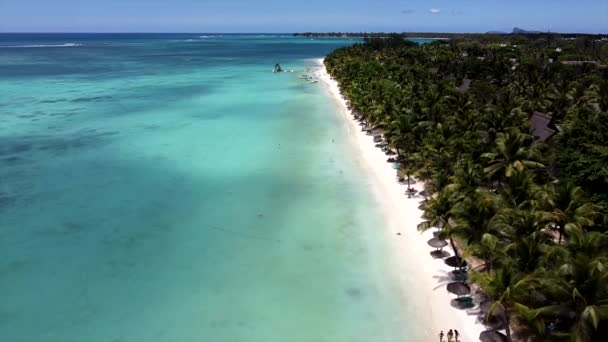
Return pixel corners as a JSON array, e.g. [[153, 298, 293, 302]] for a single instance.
[[512, 27, 542, 34]]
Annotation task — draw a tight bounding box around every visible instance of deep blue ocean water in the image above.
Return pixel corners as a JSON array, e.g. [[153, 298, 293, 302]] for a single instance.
[[0, 34, 427, 341]]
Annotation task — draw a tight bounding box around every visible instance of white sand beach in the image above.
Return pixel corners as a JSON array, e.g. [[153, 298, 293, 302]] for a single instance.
[[315, 58, 486, 341]]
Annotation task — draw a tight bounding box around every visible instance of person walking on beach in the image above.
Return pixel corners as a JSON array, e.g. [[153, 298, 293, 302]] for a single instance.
[[454, 329, 460, 341], [438, 330, 444, 342], [447, 329, 454, 342]]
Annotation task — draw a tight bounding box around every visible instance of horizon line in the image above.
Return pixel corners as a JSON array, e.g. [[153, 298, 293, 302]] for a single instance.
[[1, 31, 607, 35]]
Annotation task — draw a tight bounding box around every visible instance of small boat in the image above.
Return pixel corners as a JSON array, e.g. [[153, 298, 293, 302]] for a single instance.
[[273, 63, 296, 73]]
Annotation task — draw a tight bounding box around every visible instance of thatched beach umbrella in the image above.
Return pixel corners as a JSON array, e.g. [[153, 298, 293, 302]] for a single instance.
[[405, 187, 417, 198], [419, 189, 432, 199], [447, 282, 471, 297], [367, 126, 382, 137], [479, 330, 507, 342], [451, 269, 468, 281], [445, 256, 468, 269], [427, 237, 448, 250]]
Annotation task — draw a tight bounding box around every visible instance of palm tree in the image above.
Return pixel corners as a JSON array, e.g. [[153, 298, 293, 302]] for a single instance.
[[472, 265, 533, 342], [499, 169, 545, 209], [482, 128, 545, 183], [490, 206, 547, 239], [506, 231, 552, 274], [386, 110, 417, 158], [418, 85, 447, 131], [446, 159, 484, 194], [418, 189, 454, 234], [479, 104, 526, 147], [417, 145, 453, 193], [448, 188, 500, 269], [413, 151, 435, 194], [547, 79, 574, 121], [541, 182, 597, 243], [489, 205, 554, 273], [531, 227, 608, 341], [511, 302, 564, 340], [585, 78, 608, 112], [398, 158, 418, 196]]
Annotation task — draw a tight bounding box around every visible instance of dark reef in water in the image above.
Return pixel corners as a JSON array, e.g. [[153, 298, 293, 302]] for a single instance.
[[0, 129, 120, 212], [2, 156, 22, 165], [346, 287, 363, 299], [71, 95, 114, 103], [0, 129, 119, 158], [0, 193, 16, 208]]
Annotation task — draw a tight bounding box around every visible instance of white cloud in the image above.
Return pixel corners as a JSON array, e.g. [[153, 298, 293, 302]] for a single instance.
[[429, 8, 441, 14]]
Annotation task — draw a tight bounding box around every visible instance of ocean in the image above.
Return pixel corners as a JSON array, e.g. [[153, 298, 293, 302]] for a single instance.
[[0, 34, 425, 341]]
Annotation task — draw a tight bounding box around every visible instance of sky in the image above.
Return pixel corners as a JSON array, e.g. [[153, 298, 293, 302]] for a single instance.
[[0, 0, 606, 34]]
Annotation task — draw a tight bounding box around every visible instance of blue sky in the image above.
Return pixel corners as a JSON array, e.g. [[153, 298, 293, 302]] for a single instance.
[[1, 0, 606, 33]]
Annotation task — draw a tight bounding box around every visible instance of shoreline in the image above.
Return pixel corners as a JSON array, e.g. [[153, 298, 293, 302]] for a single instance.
[[314, 58, 486, 341]]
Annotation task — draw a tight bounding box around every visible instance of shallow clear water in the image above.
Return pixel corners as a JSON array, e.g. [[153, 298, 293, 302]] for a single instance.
[[0, 34, 424, 341]]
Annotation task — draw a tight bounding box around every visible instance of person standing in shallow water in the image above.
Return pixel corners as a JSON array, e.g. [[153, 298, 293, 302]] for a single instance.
[[454, 329, 460, 341], [438, 330, 444, 342]]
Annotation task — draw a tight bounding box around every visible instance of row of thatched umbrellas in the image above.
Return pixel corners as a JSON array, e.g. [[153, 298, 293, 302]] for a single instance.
[[364, 126, 396, 156], [427, 235, 507, 341], [426, 237, 471, 295], [362, 125, 420, 197], [360, 116, 507, 341]]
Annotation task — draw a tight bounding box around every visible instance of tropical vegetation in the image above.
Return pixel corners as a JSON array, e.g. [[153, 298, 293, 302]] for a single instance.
[[324, 34, 608, 341]]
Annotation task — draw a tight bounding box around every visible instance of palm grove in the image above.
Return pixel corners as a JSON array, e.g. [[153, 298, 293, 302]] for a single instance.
[[324, 35, 608, 341]]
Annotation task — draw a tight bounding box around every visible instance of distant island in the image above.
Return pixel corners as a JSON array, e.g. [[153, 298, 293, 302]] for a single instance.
[[295, 29, 606, 39], [486, 28, 543, 34], [512, 27, 542, 34]]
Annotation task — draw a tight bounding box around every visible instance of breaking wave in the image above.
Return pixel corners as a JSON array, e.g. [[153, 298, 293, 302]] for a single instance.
[[0, 43, 83, 48]]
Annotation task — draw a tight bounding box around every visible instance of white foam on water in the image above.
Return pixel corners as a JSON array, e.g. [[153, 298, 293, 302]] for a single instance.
[[1, 43, 83, 48]]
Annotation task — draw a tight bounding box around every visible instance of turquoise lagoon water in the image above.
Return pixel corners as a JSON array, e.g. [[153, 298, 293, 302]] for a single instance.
[[0, 34, 424, 341]]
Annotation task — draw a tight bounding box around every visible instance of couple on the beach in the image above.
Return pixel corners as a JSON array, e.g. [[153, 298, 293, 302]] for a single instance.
[[439, 329, 459, 342]]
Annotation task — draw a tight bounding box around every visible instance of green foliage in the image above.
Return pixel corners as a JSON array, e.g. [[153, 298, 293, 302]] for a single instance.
[[556, 108, 608, 207], [325, 36, 608, 341]]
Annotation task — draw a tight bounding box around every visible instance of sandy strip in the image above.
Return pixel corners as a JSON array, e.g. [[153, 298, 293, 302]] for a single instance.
[[315, 58, 486, 342]]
